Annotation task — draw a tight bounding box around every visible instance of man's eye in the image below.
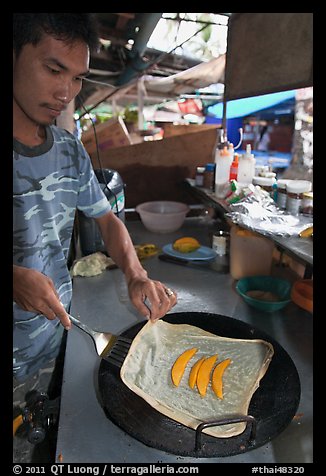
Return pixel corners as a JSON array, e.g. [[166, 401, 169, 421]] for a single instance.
[[48, 66, 60, 74]]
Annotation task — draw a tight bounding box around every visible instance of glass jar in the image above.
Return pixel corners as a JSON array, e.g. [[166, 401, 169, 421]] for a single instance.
[[204, 163, 215, 190], [195, 166, 205, 187], [286, 180, 312, 216], [276, 179, 291, 209], [302, 191, 313, 217], [212, 230, 230, 256], [253, 176, 276, 197]]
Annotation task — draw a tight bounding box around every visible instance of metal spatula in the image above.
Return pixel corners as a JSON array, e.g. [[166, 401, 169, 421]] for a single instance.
[[68, 313, 132, 366]]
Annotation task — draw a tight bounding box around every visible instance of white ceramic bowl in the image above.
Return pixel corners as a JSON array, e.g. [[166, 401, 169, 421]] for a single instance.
[[135, 201, 189, 233]]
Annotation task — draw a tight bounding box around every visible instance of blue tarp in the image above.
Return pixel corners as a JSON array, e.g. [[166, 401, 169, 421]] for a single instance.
[[207, 90, 296, 119]]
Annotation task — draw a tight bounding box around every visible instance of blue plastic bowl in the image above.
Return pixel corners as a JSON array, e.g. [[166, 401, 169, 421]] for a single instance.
[[236, 275, 292, 312]]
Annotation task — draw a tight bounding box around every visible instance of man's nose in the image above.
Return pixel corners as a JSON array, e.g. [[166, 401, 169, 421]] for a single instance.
[[54, 80, 73, 104]]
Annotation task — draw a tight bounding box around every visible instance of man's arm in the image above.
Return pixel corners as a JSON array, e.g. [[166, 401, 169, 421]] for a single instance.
[[13, 265, 72, 329], [95, 211, 177, 321]]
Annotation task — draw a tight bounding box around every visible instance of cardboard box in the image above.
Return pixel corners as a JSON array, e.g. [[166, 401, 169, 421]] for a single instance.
[[86, 125, 219, 208], [163, 123, 218, 138], [82, 116, 132, 155]]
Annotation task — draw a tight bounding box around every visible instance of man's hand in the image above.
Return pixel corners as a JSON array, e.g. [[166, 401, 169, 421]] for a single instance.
[[13, 265, 71, 329], [127, 277, 177, 322]]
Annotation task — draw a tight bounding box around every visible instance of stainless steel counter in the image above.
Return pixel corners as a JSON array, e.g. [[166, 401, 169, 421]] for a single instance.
[[184, 178, 313, 277], [56, 219, 313, 463]]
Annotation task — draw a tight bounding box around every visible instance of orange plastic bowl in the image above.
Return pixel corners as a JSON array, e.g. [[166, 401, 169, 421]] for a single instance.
[[291, 279, 313, 313]]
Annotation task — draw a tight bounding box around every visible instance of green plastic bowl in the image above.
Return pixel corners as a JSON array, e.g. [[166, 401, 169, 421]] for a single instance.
[[236, 275, 292, 312]]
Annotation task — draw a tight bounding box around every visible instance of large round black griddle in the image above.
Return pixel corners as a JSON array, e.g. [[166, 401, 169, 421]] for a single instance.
[[98, 312, 301, 458]]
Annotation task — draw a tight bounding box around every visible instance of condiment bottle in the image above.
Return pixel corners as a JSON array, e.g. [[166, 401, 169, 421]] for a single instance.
[[229, 153, 239, 181], [237, 144, 256, 186], [214, 143, 233, 198]]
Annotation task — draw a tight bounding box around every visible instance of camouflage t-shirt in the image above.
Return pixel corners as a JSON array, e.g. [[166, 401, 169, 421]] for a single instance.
[[13, 125, 111, 381]]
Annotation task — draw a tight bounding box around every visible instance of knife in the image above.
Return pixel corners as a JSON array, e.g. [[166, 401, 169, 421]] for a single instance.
[[158, 253, 229, 273]]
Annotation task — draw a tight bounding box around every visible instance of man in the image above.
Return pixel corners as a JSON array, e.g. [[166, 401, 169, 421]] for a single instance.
[[13, 13, 176, 460]]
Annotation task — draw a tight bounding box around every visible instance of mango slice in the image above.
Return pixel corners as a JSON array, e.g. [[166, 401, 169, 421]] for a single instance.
[[196, 354, 218, 397], [171, 348, 198, 387], [211, 358, 231, 399], [135, 243, 160, 260], [173, 237, 201, 253], [188, 357, 205, 389]]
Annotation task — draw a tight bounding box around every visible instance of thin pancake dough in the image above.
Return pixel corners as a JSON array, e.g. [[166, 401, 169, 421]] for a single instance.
[[120, 320, 274, 438]]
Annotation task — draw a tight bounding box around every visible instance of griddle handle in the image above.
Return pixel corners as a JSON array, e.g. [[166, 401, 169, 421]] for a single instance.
[[195, 414, 257, 452]]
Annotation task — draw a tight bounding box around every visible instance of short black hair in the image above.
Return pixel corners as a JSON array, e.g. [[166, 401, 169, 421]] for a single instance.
[[13, 13, 99, 57]]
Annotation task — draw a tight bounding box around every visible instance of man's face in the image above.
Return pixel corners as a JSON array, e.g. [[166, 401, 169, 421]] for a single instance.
[[13, 35, 90, 127]]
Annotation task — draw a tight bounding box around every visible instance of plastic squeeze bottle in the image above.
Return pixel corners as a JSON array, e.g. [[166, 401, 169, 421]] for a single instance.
[[215, 142, 234, 199], [229, 153, 239, 181], [237, 144, 256, 187]]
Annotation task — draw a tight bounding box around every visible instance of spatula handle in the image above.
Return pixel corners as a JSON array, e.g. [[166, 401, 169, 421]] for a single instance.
[[68, 313, 96, 337]]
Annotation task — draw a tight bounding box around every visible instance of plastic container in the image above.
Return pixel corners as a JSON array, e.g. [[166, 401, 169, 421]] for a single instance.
[[260, 171, 276, 179], [291, 279, 313, 313], [230, 225, 275, 280], [78, 168, 125, 256], [135, 201, 189, 233], [255, 165, 269, 176], [286, 180, 312, 216], [237, 144, 256, 186]]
